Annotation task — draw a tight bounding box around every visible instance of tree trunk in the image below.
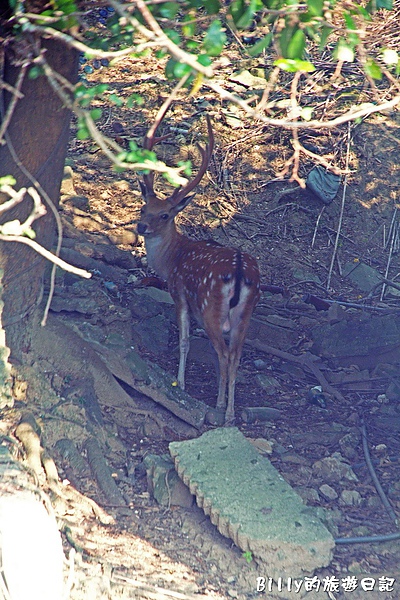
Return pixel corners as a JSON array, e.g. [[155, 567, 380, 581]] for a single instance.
[[0, 38, 78, 361]]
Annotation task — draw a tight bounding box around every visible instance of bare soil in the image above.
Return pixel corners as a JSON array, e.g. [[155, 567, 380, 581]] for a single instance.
[[9, 31, 400, 600]]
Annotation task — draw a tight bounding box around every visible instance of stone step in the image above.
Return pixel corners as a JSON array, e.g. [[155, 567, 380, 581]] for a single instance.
[[169, 428, 335, 579]]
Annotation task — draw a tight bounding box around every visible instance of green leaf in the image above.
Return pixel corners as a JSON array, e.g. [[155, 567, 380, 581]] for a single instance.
[[286, 29, 306, 59], [155, 49, 168, 59], [126, 93, 144, 107], [306, 0, 324, 17], [177, 160, 192, 176], [182, 14, 196, 37], [197, 54, 212, 67], [202, 0, 221, 14], [364, 58, 382, 79], [165, 57, 178, 79], [90, 108, 102, 121], [344, 12, 357, 30], [165, 58, 192, 80], [203, 20, 227, 56], [159, 2, 179, 18], [247, 33, 272, 57], [173, 61, 193, 78], [165, 29, 181, 45], [28, 66, 44, 79], [318, 25, 333, 49], [0, 176, 16, 187], [351, 3, 372, 19], [186, 40, 199, 51], [76, 123, 90, 140], [274, 58, 316, 72], [230, 0, 261, 29], [109, 93, 124, 107]]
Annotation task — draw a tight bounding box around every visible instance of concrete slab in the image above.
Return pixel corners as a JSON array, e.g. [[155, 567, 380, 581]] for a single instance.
[[169, 428, 335, 578]]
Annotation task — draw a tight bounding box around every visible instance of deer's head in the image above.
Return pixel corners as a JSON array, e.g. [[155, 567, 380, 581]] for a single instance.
[[137, 114, 214, 240]]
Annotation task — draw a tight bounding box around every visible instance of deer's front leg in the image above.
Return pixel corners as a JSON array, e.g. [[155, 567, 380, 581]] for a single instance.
[[176, 303, 190, 390]]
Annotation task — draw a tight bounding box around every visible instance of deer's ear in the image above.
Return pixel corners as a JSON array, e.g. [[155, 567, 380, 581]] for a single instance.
[[170, 194, 195, 214]]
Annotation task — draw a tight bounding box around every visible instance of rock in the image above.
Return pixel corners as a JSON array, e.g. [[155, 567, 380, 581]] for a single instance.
[[386, 380, 400, 401], [107, 230, 138, 246], [60, 165, 75, 195], [339, 490, 362, 506], [264, 315, 296, 330], [367, 496, 382, 509], [327, 302, 347, 325], [256, 374, 280, 395], [311, 313, 400, 368], [248, 315, 300, 351], [319, 484, 338, 501], [61, 195, 90, 211], [143, 454, 194, 508], [343, 261, 382, 292], [249, 438, 273, 455], [253, 359, 267, 370], [132, 314, 170, 355], [296, 487, 320, 503], [312, 454, 358, 484], [339, 431, 360, 460], [292, 268, 321, 284], [229, 69, 267, 89]]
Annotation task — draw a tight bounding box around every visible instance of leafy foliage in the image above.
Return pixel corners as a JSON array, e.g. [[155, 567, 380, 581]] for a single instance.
[[3, 0, 397, 179]]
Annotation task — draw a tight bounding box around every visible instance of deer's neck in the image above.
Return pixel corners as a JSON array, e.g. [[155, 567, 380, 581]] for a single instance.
[[144, 224, 184, 282]]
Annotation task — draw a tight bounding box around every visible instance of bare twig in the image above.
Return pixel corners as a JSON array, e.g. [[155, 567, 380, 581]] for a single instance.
[[380, 207, 398, 301], [0, 234, 91, 278], [326, 122, 351, 290], [205, 80, 400, 131], [0, 185, 28, 213], [311, 206, 326, 248]]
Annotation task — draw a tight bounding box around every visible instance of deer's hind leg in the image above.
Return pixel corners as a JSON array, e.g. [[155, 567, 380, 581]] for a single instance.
[[176, 299, 191, 390]]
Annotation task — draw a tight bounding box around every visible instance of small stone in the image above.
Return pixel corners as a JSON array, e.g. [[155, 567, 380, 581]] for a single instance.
[[312, 454, 358, 484], [327, 302, 347, 324], [296, 486, 320, 503], [319, 484, 338, 500], [254, 359, 267, 370], [256, 374, 280, 395], [339, 490, 362, 506], [60, 165, 75, 195], [229, 69, 266, 90], [61, 195, 90, 211], [367, 496, 382, 509], [114, 179, 131, 191]]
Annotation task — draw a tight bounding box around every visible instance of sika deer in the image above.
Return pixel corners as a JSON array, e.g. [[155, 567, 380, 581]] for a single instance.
[[137, 110, 260, 423]]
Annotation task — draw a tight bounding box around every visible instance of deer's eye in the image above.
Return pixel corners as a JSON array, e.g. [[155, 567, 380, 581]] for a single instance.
[[160, 213, 169, 220]]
